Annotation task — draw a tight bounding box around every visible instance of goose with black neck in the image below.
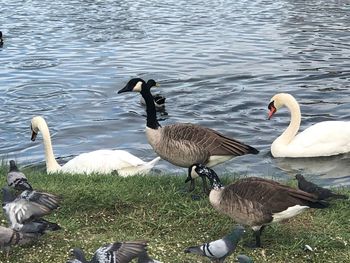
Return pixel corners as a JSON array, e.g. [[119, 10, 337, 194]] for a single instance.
[[118, 78, 259, 193]]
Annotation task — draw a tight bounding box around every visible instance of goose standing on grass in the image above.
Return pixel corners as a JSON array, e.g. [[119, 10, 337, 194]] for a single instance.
[[295, 174, 347, 200], [66, 241, 148, 263], [30, 116, 160, 175], [7, 160, 33, 191], [184, 225, 245, 262], [189, 164, 328, 247], [268, 93, 350, 158], [118, 78, 259, 192]]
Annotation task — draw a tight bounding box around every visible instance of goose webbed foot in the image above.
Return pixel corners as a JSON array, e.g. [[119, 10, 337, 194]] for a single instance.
[[246, 226, 265, 248]]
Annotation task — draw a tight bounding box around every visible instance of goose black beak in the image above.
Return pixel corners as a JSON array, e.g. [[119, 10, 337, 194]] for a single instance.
[[117, 85, 131, 94], [31, 131, 37, 141]]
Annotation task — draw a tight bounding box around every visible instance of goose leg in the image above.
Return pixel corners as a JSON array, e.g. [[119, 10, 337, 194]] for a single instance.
[[201, 176, 209, 195], [188, 178, 195, 192], [254, 226, 265, 248]]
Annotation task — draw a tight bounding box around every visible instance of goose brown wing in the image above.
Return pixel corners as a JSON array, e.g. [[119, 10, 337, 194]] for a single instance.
[[162, 123, 258, 157], [221, 177, 325, 225]]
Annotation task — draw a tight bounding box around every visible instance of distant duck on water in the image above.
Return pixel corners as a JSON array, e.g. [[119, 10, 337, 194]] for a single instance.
[[118, 78, 259, 192], [0, 31, 3, 47]]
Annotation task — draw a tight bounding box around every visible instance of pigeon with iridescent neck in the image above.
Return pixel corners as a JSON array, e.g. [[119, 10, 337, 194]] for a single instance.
[[184, 225, 245, 262], [7, 160, 32, 191], [2, 187, 60, 232]]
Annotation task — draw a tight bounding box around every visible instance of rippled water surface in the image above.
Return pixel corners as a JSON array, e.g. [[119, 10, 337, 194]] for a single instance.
[[1, 0, 349, 186]]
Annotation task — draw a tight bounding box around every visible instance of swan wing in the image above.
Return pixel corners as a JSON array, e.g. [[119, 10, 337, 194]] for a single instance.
[[61, 149, 149, 175], [290, 121, 350, 156]]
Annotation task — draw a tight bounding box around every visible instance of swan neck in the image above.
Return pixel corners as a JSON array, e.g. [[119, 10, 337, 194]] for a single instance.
[[38, 121, 61, 172], [280, 96, 301, 143], [141, 86, 160, 129]]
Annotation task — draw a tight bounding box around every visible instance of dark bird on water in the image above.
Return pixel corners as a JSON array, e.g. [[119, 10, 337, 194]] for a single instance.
[[295, 174, 347, 200]]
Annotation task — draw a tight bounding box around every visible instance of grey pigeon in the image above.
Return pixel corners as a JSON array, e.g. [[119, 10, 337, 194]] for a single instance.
[[7, 160, 33, 191], [0, 225, 39, 256], [137, 251, 162, 263], [237, 254, 254, 263], [296, 174, 347, 200], [66, 240, 148, 263], [2, 187, 60, 231], [184, 225, 245, 263]]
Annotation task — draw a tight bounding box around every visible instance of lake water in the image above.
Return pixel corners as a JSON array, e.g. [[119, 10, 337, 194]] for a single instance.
[[1, 0, 349, 186]]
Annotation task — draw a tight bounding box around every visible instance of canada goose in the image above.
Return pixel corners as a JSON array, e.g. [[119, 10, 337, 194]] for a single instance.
[[118, 78, 259, 192], [295, 174, 347, 200], [7, 160, 33, 191], [189, 164, 328, 247], [66, 241, 147, 263], [30, 116, 160, 175], [268, 93, 350, 157], [184, 225, 245, 262], [2, 187, 60, 232]]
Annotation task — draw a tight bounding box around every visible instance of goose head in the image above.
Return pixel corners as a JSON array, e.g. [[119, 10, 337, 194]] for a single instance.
[[186, 164, 222, 188], [118, 78, 159, 94], [30, 116, 46, 141]]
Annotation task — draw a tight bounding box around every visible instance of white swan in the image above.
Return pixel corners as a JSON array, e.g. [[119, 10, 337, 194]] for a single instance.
[[30, 116, 161, 176], [268, 93, 350, 158]]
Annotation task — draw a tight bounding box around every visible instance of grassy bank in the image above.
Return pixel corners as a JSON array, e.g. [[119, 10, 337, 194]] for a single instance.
[[0, 167, 349, 263]]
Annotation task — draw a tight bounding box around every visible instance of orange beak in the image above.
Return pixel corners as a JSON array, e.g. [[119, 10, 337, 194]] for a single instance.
[[268, 101, 276, 120]]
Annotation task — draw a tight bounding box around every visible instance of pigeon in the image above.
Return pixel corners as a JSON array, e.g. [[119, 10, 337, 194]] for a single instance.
[[296, 174, 347, 200], [7, 160, 33, 191], [184, 225, 245, 262], [237, 254, 254, 263], [2, 187, 60, 231], [137, 251, 162, 263], [0, 225, 39, 256], [66, 240, 148, 263]]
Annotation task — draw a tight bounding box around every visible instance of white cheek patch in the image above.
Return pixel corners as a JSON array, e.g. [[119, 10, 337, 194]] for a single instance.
[[133, 81, 143, 92], [191, 166, 199, 178]]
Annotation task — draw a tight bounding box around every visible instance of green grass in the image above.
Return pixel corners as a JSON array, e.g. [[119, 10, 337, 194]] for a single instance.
[[0, 167, 349, 263]]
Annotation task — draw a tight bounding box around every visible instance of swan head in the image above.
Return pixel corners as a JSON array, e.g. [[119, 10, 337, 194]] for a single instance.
[[268, 93, 295, 119], [30, 116, 46, 141], [118, 78, 159, 94]]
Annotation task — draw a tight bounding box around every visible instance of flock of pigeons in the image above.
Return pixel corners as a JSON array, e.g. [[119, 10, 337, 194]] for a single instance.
[[1, 158, 347, 262], [0, 32, 348, 261]]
